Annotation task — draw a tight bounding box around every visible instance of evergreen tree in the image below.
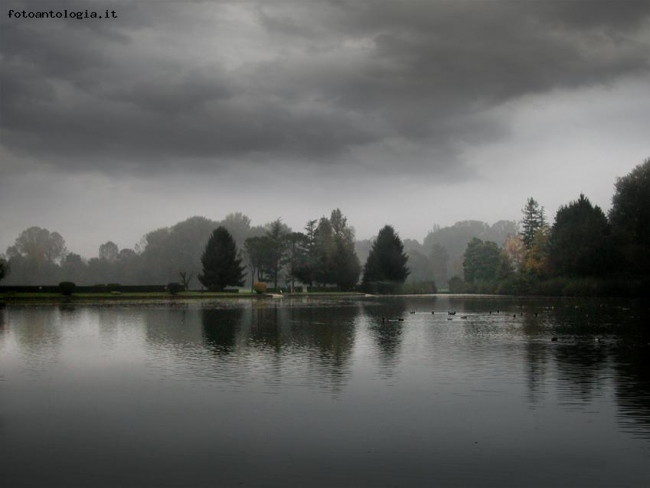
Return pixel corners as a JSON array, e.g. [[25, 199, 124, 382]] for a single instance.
[[520, 198, 545, 249], [198, 227, 246, 291], [330, 238, 361, 290], [362, 225, 409, 293], [609, 158, 650, 275], [609, 158, 650, 247], [548, 194, 612, 277]]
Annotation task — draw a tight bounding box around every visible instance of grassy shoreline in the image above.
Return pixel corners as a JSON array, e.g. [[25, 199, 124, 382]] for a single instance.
[[0, 291, 367, 304]]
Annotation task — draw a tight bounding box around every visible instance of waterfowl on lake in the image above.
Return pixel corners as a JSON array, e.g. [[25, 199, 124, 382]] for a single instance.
[[448, 311, 456, 315]]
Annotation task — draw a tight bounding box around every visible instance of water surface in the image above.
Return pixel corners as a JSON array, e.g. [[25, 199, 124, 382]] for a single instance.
[[1, 296, 648, 487]]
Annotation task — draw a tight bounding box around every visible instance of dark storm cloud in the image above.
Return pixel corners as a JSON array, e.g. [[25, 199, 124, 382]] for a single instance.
[[1, 0, 648, 176]]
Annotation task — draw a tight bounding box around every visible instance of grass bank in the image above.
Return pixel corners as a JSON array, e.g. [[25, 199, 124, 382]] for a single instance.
[[0, 290, 366, 304]]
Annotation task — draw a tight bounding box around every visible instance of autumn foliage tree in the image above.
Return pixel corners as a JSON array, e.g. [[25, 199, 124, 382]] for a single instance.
[[501, 235, 526, 274], [522, 227, 550, 278]]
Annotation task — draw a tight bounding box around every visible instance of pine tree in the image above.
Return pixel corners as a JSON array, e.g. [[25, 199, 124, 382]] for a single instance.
[[362, 225, 409, 293], [198, 227, 246, 291], [520, 198, 545, 249]]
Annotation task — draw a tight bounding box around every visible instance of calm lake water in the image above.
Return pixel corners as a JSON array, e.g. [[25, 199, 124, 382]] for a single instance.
[[1, 296, 649, 487]]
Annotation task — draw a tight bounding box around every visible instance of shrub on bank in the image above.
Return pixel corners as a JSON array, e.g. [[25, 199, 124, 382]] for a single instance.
[[167, 282, 184, 295], [253, 282, 267, 294], [59, 281, 76, 296]]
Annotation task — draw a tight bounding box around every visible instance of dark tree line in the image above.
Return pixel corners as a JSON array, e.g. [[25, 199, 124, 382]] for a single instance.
[[456, 158, 650, 296]]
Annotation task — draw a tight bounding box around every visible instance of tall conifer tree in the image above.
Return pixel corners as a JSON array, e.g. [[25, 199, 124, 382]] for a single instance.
[[362, 225, 409, 293], [199, 227, 246, 291], [520, 198, 546, 249]]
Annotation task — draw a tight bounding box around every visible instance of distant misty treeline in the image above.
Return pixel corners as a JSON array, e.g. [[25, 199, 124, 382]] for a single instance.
[[0, 210, 517, 288], [2, 157, 649, 295]]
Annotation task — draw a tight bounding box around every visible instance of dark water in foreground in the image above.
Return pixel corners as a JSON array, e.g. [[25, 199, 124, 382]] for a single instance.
[[1, 295, 649, 487]]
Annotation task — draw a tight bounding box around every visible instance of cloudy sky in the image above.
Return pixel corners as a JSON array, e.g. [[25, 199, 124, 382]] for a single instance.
[[2, 0, 649, 258]]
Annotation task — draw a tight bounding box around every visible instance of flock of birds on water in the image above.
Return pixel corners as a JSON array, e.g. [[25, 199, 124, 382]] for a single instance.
[[380, 309, 537, 323], [379, 308, 604, 344]]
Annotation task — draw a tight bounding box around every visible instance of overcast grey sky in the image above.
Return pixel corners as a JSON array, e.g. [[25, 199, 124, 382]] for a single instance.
[[2, 0, 649, 258]]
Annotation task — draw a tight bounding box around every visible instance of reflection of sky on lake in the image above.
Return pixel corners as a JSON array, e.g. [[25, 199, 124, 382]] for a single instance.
[[0, 297, 648, 487]]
